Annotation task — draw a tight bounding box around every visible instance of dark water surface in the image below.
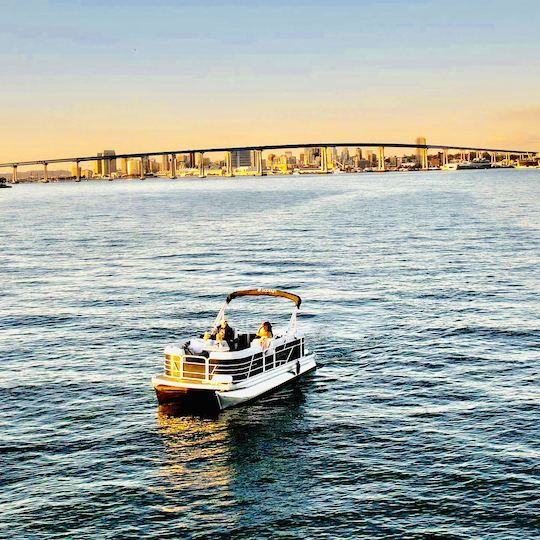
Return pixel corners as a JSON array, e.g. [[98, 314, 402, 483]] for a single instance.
[[1, 171, 539, 539]]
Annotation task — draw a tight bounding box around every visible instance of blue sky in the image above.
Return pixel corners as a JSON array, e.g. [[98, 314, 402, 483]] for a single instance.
[[2, 0, 539, 160]]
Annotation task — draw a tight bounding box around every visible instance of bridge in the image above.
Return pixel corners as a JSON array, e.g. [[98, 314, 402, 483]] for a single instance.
[[1, 141, 538, 182]]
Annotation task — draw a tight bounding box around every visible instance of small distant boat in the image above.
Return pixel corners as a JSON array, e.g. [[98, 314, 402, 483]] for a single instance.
[[152, 288, 317, 411], [470, 159, 492, 169], [442, 163, 459, 171], [0, 179, 12, 188], [442, 160, 491, 171]]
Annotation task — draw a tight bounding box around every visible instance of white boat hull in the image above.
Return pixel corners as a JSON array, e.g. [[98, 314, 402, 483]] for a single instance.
[[216, 353, 317, 409], [152, 353, 317, 411]]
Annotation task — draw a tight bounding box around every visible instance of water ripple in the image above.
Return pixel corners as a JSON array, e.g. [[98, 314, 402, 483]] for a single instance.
[[1, 171, 539, 538]]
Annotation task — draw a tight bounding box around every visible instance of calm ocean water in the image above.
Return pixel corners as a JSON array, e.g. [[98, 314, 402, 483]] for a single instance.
[[1, 170, 539, 539]]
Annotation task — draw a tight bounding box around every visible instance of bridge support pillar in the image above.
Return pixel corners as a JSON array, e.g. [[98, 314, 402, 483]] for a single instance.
[[490, 152, 496, 165], [254, 149, 263, 176], [170, 154, 177, 178], [140, 157, 145, 179], [225, 151, 233, 176], [76, 161, 81, 182], [12, 165, 17, 184], [326, 147, 334, 170], [189, 152, 196, 169], [442, 148, 449, 166], [420, 148, 428, 170], [198, 152, 205, 178], [377, 146, 385, 171], [321, 147, 328, 173], [43, 162, 48, 183]]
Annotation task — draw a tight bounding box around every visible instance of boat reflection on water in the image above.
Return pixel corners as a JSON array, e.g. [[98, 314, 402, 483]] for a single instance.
[[155, 408, 231, 488], [154, 382, 309, 525]]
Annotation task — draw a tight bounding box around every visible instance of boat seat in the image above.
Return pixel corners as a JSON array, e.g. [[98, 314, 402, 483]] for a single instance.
[[236, 333, 257, 351]]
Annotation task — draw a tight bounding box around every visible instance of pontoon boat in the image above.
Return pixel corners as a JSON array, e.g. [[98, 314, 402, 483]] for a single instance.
[[151, 289, 317, 410]]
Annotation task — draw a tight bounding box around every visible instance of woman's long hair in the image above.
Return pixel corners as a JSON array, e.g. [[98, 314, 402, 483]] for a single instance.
[[263, 321, 273, 336]]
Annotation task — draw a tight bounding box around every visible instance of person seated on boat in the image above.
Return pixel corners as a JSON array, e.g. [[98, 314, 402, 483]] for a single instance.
[[255, 321, 273, 349], [257, 321, 273, 339], [215, 328, 226, 348], [207, 319, 235, 349]]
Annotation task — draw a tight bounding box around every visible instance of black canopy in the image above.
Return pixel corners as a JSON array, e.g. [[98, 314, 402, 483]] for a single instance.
[[225, 289, 301, 308]]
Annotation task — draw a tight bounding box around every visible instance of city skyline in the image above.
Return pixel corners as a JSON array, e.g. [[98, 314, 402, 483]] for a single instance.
[[2, 0, 540, 161], [5, 142, 534, 182]]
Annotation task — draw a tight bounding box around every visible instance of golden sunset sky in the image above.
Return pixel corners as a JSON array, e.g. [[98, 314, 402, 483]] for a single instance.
[[2, 0, 539, 162]]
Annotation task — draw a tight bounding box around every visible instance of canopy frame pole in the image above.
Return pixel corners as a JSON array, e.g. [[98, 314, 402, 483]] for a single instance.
[[286, 307, 299, 337], [213, 301, 228, 328]]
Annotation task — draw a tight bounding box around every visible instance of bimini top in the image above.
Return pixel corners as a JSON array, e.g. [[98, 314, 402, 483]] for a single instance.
[[225, 288, 301, 308]]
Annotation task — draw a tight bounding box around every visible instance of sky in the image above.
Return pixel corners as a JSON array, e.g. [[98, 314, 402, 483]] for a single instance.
[[1, 0, 540, 162]]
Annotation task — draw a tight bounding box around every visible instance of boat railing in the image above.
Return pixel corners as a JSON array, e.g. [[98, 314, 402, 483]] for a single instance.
[[164, 353, 213, 381], [164, 338, 304, 384]]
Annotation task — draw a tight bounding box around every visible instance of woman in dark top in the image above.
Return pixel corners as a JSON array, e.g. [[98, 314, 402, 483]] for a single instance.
[[210, 319, 235, 349]]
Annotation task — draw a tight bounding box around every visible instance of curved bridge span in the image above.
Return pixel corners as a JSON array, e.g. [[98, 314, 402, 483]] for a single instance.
[[1, 141, 537, 181]]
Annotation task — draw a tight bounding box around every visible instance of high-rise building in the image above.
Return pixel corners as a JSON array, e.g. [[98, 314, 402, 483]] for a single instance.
[[364, 149, 371, 163], [363, 150, 377, 167], [141, 156, 148, 175], [416, 137, 426, 164], [101, 150, 116, 176], [328, 147, 337, 164], [119, 158, 128, 176], [362, 149, 375, 167], [94, 153, 103, 176], [147, 158, 159, 173], [304, 147, 320, 166], [161, 155, 169, 172], [354, 148, 363, 167], [127, 159, 140, 176], [231, 150, 252, 168], [176, 154, 188, 168]]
